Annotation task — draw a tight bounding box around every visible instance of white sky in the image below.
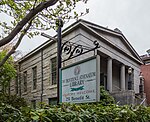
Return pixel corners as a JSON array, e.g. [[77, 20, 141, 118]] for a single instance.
[[13, 0, 150, 55]]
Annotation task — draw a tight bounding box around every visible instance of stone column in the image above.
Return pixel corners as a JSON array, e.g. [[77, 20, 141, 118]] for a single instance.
[[107, 57, 112, 92], [96, 55, 100, 102], [120, 64, 125, 91]]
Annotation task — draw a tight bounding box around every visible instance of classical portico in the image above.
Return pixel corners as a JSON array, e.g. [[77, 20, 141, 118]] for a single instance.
[[100, 55, 132, 93]]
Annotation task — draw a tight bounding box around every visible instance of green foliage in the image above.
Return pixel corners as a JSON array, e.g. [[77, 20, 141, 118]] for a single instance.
[[0, 93, 27, 121], [0, 92, 27, 109], [0, 0, 89, 39], [0, 102, 25, 122], [20, 103, 150, 122], [1, 101, 150, 122], [100, 86, 115, 105], [0, 50, 16, 93]]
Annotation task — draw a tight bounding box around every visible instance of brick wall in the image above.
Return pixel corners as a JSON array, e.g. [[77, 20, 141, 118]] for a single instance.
[[141, 65, 150, 105]]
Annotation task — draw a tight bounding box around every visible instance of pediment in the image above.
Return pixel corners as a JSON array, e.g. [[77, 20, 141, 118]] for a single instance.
[[79, 20, 142, 64], [61, 19, 142, 64], [93, 28, 133, 55]]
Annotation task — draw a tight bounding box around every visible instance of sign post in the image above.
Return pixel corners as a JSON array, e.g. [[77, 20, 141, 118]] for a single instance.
[[56, 19, 63, 104]]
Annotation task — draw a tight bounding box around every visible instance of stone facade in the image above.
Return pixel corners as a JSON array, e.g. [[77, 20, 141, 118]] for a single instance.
[[10, 20, 143, 105]]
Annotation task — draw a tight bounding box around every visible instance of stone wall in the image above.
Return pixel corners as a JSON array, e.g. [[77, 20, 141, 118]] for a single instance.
[[111, 90, 147, 105], [111, 90, 135, 105]]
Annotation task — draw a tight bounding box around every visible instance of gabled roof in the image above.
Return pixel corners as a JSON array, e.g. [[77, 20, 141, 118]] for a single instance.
[[62, 19, 143, 64], [18, 19, 143, 64]]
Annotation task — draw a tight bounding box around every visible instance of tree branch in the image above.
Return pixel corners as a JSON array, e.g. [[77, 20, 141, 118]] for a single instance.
[[0, 20, 33, 67], [0, 0, 58, 47]]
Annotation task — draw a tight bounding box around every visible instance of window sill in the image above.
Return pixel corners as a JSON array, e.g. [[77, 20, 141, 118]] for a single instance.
[[47, 84, 57, 90], [31, 89, 37, 93], [22, 92, 28, 96]]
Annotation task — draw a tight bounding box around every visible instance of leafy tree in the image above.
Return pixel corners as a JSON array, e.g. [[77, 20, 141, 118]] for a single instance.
[[0, 0, 89, 66], [0, 50, 16, 93]]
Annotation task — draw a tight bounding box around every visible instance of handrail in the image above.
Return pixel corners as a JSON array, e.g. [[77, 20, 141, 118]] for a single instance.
[[140, 98, 146, 105]]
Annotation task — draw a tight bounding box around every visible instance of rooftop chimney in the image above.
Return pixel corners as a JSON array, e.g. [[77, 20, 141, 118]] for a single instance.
[[114, 28, 122, 33], [146, 49, 150, 56]]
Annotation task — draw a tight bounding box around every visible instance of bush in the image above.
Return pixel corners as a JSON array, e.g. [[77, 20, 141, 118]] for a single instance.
[[100, 86, 115, 105], [1, 87, 150, 122], [1, 101, 150, 121], [0, 102, 25, 122], [0, 92, 27, 109], [21, 103, 150, 122]]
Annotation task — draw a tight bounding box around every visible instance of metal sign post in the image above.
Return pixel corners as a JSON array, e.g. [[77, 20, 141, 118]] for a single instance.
[[56, 19, 63, 104]]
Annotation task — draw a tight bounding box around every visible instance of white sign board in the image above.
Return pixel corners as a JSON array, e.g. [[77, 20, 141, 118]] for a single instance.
[[60, 56, 100, 103]]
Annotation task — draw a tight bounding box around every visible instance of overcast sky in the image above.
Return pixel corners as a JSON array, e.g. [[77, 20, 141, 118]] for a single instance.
[[17, 0, 150, 55]]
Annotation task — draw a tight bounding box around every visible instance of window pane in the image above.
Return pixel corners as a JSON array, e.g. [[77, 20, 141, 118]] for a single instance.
[[15, 75, 18, 94], [31, 100, 36, 109], [23, 71, 27, 92], [32, 67, 37, 90], [51, 57, 57, 85], [48, 98, 57, 105]]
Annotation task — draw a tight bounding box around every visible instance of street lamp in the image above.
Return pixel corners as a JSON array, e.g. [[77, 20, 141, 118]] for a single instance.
[[128, 67, 132, 90], [41, 33, 57, 41], [41, 19, 63, 104]]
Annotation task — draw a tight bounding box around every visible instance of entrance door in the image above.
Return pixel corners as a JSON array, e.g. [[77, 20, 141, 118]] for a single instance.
[[100, 73, 107, 90]]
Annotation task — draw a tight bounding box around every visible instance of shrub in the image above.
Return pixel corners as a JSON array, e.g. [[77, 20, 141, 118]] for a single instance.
[[100, 86, 115, 105], [0, 92, 27, 109], [0, 102, 25, 122], [1, 101, 150, 121], [21, 103, 150, 122]]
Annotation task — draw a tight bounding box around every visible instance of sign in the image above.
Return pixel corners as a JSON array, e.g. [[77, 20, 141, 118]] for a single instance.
[[60, 56, 100, 103]]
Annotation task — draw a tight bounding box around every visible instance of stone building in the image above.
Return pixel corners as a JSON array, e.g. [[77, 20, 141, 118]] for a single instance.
[[141, 49, 150, 105], [10, 20, 144, 106]]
